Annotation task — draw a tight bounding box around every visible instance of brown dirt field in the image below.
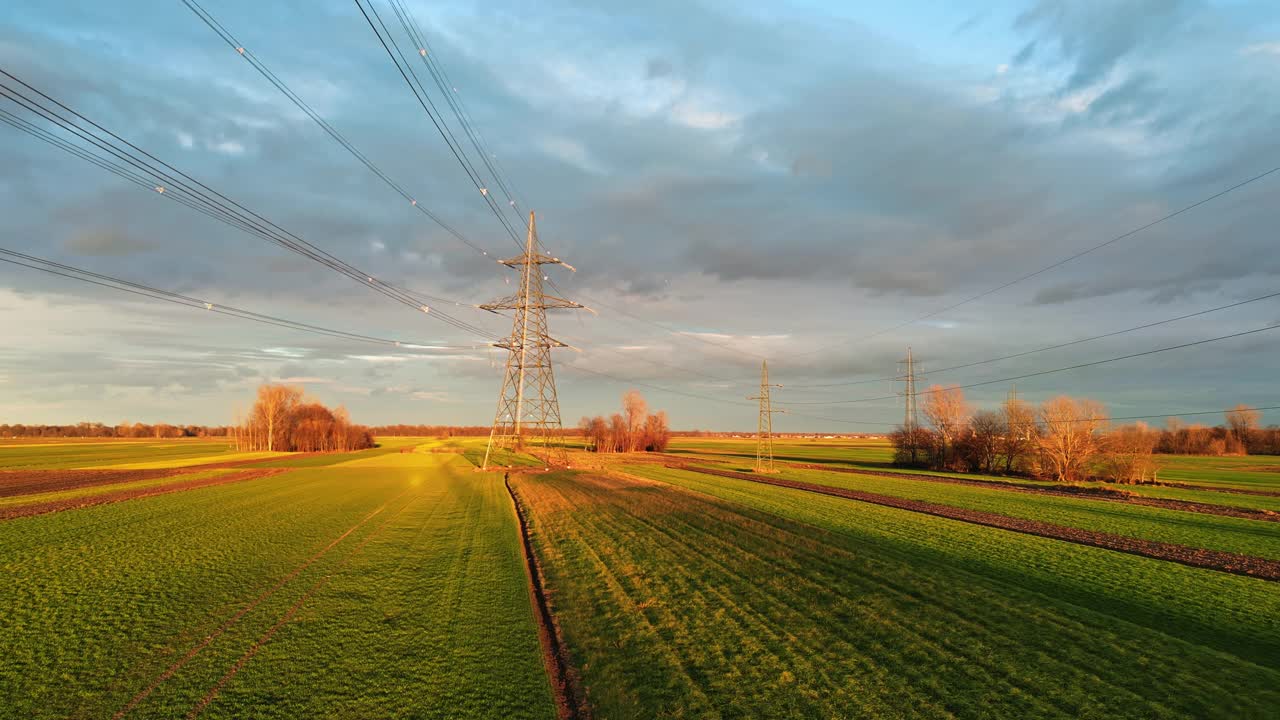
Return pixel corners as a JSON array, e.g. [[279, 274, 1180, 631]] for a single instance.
[[669, 464, 1280, 582], [760, 462, 1280, 522], [1153, 480, 1280, 498], [506, 474, 591, 720], [0, 468, 177, 497], [0, 468, 289, 521]]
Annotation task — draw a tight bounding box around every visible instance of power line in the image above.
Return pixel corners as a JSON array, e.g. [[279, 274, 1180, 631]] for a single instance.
[[783, 288, 1280, 389], [368, 6, 762, 363], [180, 0, 498, 261], [561, 363, 755, 408], [0, 248, 482, 351], [792, 164, 1280, 358], [385, 0, 527, 231], [789, 405, 1280, 428], [0, 70, 499, 340], [778, 323, 1280, 405], [351, 0, 525, 251]]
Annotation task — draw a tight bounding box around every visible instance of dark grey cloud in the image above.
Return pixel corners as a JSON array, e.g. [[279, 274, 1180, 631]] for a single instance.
[[1016, 0, 1196, 91], [3, 0, 1279, 428]]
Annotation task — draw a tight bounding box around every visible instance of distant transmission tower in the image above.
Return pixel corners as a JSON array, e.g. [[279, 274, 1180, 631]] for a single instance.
[[481, 212, 584, 469], [748, 360, 783, 473], [900, 347, 920, 432], [898, 347, 922, 464]]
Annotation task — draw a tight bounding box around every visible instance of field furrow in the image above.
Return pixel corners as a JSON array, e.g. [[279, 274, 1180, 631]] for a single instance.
[[516, 468, 1280, 718]]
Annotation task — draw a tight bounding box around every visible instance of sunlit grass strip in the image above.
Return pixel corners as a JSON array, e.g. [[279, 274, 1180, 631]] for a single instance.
[[714, 464, 1280, 561], [517, 469, 1280, 717]]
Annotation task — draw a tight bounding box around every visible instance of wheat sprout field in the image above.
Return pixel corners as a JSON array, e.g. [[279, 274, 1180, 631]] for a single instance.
[[1, 436, 1277, 718]]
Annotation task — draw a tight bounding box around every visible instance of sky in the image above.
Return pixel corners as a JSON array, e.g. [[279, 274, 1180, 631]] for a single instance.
[[1, 0, 1278, 431]]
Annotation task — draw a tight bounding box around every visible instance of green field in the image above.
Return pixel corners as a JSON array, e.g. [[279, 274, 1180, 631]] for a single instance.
[[516, 465, 1278, 718], [0, 440, 555, 719], [674, 463, 1280, 560], [3, 436, 1278, 718], [0, 437, 261, 469], [670, 436, 1280, 508]]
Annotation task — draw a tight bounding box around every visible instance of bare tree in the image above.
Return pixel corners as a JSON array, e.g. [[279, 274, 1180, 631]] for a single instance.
[[1000, 394, 1038, 474], [1037, 396, 1107, 482], [1225, 404, 1261, 452], [252, 385, 303, 452], [921, 385, 971, 469], [1098, 422, 1161, 484], [623, 390, 648, 452], [964, 410, 1004, 474]]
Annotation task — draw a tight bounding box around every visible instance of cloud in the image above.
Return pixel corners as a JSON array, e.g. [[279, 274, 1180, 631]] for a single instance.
[[1015, 0, 1195, 92], [3, 0, 1279, 429], [536, 136, 606, 174], [1242, 42, 1280, 56], [646, 58, 674, 79], [207, 139, 245, 155], [64, 229, 154, 256]]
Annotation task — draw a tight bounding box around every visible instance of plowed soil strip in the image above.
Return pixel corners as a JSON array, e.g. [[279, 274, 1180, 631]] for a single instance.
[[185, 490, 418, 718], [506, 474, 590, 720], [1155, 480, 1280, 498], [113, 492, 408, 719], [0, 468, 288, 521], [670, 465, 1280, 582], [0, 468, 178, 497], [764, 462, 1280, 522]]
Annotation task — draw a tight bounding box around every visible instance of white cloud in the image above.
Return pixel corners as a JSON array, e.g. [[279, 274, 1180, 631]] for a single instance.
[[208, 139, 245, 156], [175, 131, 194, 149], [410, 390, 453, 401], [996, 63, 1010, 74], [1242, 42, 1280, 56], [669, 102, 740, 130], [537, 136, 606, 174]]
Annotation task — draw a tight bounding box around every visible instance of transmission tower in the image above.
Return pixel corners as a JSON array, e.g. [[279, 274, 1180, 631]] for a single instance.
[[480, 212, 584, 469], [748, 360, 783, 473], [898, 347, 922, 464], [901, 347, 920, 432]]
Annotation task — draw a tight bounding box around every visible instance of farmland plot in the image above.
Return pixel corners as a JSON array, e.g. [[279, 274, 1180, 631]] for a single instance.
[[514, 468, 1280, 719], [0, 449, 554, 719]]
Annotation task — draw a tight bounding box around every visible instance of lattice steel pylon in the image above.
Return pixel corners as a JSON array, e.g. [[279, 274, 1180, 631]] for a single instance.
[[897, 346, 923, 464], [901, 346, 919, 433], [748, 360, 783, 473], [480, 212, 584, 470]]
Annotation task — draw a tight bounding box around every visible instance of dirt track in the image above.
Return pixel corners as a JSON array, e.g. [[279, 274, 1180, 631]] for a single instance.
[[0, 468, 289, 521], [765, 462, 1280, 522], [506, 474, 591, 720], [670, 464, 1280, 582]]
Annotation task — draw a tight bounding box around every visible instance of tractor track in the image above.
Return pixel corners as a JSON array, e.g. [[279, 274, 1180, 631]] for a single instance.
[[113, 488, 413, 718], [669, 464, 1280, 582], [760, 462, 1280, 522], [505, 472, 591, 720]]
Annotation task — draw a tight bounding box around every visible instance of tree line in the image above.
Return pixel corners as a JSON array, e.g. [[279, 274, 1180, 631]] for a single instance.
[[578, 391, 671, 453], [0, 422, 232, 439], [231, 384, 374, 453], [891, 386, 1275, 483]]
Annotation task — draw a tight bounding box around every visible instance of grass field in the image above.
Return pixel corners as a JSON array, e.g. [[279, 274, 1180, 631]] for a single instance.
[[4, 435, 1279, 718], [0, 440, 555, 719], [516, 465, 1279, 718], [678, 463, 1280, 560], [0, 437, 260, 469], [671, 437, 1280, 507]]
